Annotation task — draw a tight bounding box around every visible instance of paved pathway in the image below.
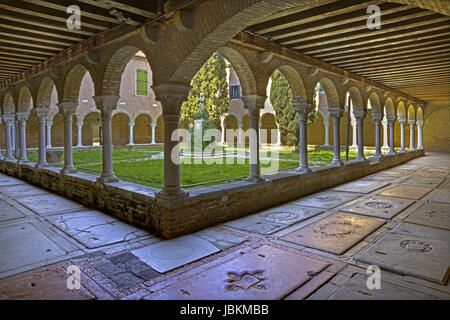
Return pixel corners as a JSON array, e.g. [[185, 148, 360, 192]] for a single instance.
[[0, 153, 449, 300]]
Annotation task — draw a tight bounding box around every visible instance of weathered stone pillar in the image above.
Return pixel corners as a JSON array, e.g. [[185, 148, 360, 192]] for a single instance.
[[221, 120, 225, 144], [329, 109, 343, 166], [242, 95, 266, 182], [398, 119, 406, 153], [417, 120, 424, 150], [10, 121, 16, 152], [46, 121, 52, 149], [76, 122, 83, 147], [351, 119, 358, 149], [35, 108, 50, 168], [57, 102, 77, 174], [382, 117, 389, 150], [3, 114, 15, 161], [153, 83, 190, 199], [93, 96, 119, 183], [353, 111, 366, 161], [323, 119, 330, 147], [372, 114, 383, 159], [408, 120, 416, 151], [127, 122, 135, 146], [151, 123, 156, 144], [387, 116, 396, 156], [237, 122, 243, 147], [276, 125, 281, 146], [295, 103, 312, 173], [16, 112, 29, 164]]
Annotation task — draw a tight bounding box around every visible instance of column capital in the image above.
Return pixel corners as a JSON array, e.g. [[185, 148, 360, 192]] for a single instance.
[[328, 108, 343, 119], [150, 122, 156, 128], [34, 108, 51, 119], [93, 95, 119, 117], [76, 121, 83, 127], [128, 121, 135, 127], [408, 119, 416, 126], [372, 113, 383, 122], [152, 83, 191, 116], [416, 120, 424, 127], [386, 115, 396, 123], [294, 103, 313, 115], [16, 112, 29, 122], [57, 102, 78, 118], [3, 113, 15, 123], [352, 110, 366, 120], [241, 95, 266, 115], [398, 119, 406, 124]]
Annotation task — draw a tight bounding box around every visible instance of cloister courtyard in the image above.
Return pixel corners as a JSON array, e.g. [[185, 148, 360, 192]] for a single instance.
[[0, 0, 449, 305]]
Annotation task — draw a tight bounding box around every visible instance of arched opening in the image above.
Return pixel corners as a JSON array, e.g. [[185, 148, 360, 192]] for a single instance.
[[82, 112, 101, 146], [260, 113, 277, 145], [134, 113, 152, 144], [223, 114, 238, 145], [112, 113, 130, 147]]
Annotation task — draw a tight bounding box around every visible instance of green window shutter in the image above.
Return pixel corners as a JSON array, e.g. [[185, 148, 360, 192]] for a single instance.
[[136, 69, 148, 95]]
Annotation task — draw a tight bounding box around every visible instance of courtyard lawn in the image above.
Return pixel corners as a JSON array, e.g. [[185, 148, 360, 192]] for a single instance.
[[24, 147, 374, 188]]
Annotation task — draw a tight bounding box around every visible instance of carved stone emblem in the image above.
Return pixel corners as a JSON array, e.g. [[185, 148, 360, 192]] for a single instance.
[[400, 240, 432, 253], [260, 212, 299, 222], [224, 270, 269, 292], [313, 221, 362, 238], [424, 210, 448, 219], [365, 201, 394, 209]]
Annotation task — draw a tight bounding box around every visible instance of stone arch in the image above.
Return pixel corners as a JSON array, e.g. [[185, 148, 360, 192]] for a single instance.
[[36, 77, 57, 109], [134, 113, 152, 144], [2, 93, 14, 114], [315, 78, 340, 109], [224, 113, 238, 144], [17, 86, 33, 112], [397, 101, 407, 120], [260, 112, 278, 144], [102, 45, 152, 96], [132, 110, 153, 124], [82, 111, 101, 146], [78, 107, 98, 122], [51, 113, 64, 147], [112, 112, 130, 147], [417, 106, 424, 121], [63, 64, 93, 104], [384, 98, 396, 118], [346, 86, 365, 113], [216, 46, 256, 96], [272, 65, 307, 100], [241, 113, 250, 146], [112, 109, 132, 123], [368, 92, 382, 116], [407, 104, 416, 121]]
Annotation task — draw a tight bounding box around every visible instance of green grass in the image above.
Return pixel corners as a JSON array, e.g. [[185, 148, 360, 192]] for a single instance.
[[24, 147, 375, 188]]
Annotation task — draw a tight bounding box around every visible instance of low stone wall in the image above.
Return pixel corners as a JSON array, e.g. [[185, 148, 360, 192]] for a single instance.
[[0, 150, 424, 238]]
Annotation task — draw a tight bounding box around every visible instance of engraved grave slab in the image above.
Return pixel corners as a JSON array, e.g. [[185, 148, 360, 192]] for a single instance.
[[132, 235, 220, 273], [340, 195, 414, 219], [144, 245, 329, 300], [333, 181, 390, 194], [15, 193, 83, 215], [46, 210, 149, 249], [291, 191, 363, 209], [378, 185, 432, 200], [357, 223, 450, 284], [399, 177, 444, 188], [193, 229, 247, 250], [281, 213, 385, 255], [423, 189, 450, 204], [223, 216, 288, 235], [404, 202, 450, 230], [255, 205, 324, 226]]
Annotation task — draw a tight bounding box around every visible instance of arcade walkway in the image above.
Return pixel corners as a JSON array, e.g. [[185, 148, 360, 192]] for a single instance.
[[0, 153, 449, 300]]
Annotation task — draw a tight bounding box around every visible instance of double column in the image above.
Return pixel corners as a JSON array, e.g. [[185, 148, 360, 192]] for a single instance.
[[416, 120, 424, 150], [3, 114, 15, 161], [372, 114, 383, 159], [35, 108, 50, 168], [387, 116, 396, 156], [76, 122, 84, 147], [408, 120, 416, 151], [353, 111, 366, 162], [398, 119, 406, 153], [241, 95, 266, 182], [46, 121, 52, 149], [16, 112, 29, 164], [57, 102, 77, 174], [329, 108, 343, 167], [153, 83, 191, 199], [294, 102, 312, 173], [93, 96, 120, 183]]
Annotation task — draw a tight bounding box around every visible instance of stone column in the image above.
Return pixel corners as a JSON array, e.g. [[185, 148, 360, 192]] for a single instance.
[[417, 121, 424, 150], [323, 119, 330, 147], [295, 103, 312, 173], [387, 116, 396, 156], [3, 114, 15, 161], [398, 119, 406, 153], [152, 83, 191, 199], [353, 111, 366, 161], [371, 114, 382, 159], [221, 120, 225, 144], [57, 102, 78, 174], [350, 119, 358, 149], [408, 120, 416, 151], [382, 117, 389, 150], [329, 109, 343, 166], [237, 122, 243, 147], [151, 123, 156, 144], [242, 95, 266, 182], [76, 122, 83, 147], [35, 108, 50, 168], [10, 121, 16, 152], [127, 122, 135, 146], [46, 121, 52, 149], [93, 96, 120, 183], [276, 124, 281, 146], [16, 112, 29, 164]]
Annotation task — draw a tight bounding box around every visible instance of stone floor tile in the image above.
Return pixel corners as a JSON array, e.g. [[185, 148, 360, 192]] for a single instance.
[[378, 185, 433, 200], [193, 229, 247, 250], [15, 193, 83, 215], [132, 235, 220, 273], [280, 213, 385, 255], [144, 245, 329, 300], [357, 223, 450, 284], [340, 195, 415, 219], [0, 176, 25, 186], [109, 272, 143, 289], [223, 216, 288, 235], [0, 200, 26, 222], [46, 210, 149, 249], [0, 184, 48, 198], [333, 180, 391, 194], [291, 191, 364, 209], [404, 202, 450, 230], [255, 205, 324, 225], [423, 189, 450, 204], [438, 179, 450, 189]]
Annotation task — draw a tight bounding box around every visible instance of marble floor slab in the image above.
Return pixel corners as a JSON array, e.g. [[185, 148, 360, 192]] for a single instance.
[[399, 177, 444, 188], [132, 235, 220, 273], [0, 184, 48, 198], [357, 223, 450, 284], [14, 193, 83, 215], [193, 229, 247, 251], [378, 185, 433, 200], [291, 191, 363, 209], [438, 179, 450, 189], [404, 202, 450, 230], [224, 216, 288, 235], [0, 200, 26, 222], [333, 180, 391, 194], [144, 245, 329, 300], [0, 176, 25, 186], [253, 205, 324, 226], [423, 189, 450, 204], [46, 210, 149, 249], [340, 195, 415, 219], [281, 213, 385, 255]]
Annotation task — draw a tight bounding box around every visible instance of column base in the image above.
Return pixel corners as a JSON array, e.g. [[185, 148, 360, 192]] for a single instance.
[[96, 173, 119, 184], [76, 145, 83, 148], [398, 149, 406, 154], [330, 159, 344, 167], [408, 148, 416, 152], [296, 166, 311, 173], [35, 162, 49, 169], [245, 175, 265, 183], [354, 156, 367, 162], [17, 159, 29, 164], [370, 154, 383, 160], [417, 146, 424, 150], [126, 143, 135, 147], [150, 142, 156, 145], [61, 166, 77, 174], [386, 151, 396, 156], [156, 186, 189, 200]]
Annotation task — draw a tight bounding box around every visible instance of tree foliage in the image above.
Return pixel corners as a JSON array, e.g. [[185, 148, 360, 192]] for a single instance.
[[181, 53, 229, 128]]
